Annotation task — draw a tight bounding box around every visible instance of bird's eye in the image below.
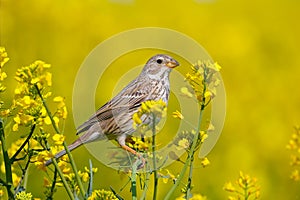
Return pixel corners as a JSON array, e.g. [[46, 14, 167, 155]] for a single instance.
[[156, 59, 163, 64]]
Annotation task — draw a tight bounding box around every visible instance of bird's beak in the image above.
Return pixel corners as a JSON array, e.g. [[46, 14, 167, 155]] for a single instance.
[[166, 60, 180, 68]]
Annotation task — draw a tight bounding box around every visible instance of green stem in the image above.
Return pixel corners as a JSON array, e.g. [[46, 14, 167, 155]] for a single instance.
[[42, 137, 74, 200], [34, 85, 86, 199], [140, 172, 150, 200], [164, 103, 205, 200], [152, 114, 158, 200], [10, 124, 36, 163], [47, 168, 57, 200], [186, 154, 195, 199], [52, 158, 75, 200], [244, 183, 249, 200], [0, 118, 14, 199], [15, 154, 31, 194], [62, 141, 86, 199], [131, 162, 138, 200]]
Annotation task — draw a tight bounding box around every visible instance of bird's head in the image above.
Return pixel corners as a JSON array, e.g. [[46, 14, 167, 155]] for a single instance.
[[141, 54, 180, 79]]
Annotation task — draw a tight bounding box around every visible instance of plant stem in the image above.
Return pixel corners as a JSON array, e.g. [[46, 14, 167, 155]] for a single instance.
[[52, 158, 75, 200], [244, 183, 249, 200], [40, 135, 74, 199], [87, 159, 93, 198], [10, 124, 36, 163], [15, 154, 31, 194], [152, 114, 158, 200], [131, 162, 138, 200], [0, 118, 14, 199], [186, 154, 195, 199], [34, 85, 86, 199], [61, 141, 86, 199], [47, 168, 57, 200], [140, 171, 150, 200], [164, 102, 205, 200]]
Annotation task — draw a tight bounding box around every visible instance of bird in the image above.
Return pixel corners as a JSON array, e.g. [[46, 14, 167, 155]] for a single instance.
[[45, 54, 179, 168]]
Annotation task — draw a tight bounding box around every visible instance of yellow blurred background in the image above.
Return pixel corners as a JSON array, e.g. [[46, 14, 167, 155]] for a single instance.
[[1, 0, 300, 199]]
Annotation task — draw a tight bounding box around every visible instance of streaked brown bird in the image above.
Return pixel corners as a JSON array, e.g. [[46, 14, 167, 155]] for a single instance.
[[45, 54, 179, 167]]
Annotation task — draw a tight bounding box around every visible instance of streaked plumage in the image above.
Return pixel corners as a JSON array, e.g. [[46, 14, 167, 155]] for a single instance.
[[45, 54, 179, 167]]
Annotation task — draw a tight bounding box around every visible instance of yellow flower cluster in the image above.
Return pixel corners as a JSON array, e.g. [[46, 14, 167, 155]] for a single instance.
[[132, 99, 167, 129], [15, 191, 33, 200], [0, 48, 69, 199], [53, 96, 68, 120], [0, 47, 9, 93], [174, 130, 208, 151], [181, 61, 221, 104], [286, 126, 300, 181], [127, 136, 152, 153], [87, 189, 118, 200], [12, 61, 47, 129], [223, 171, 260, 200], [172, 110, 184, 120], [4, 59, 68, 131], [15, 60, 51, 88], [200, 157, 210, 168], [78, 166, 98, 182]]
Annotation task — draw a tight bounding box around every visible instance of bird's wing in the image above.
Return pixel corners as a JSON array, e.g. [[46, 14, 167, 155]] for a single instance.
[[76, 78, 156, 134]]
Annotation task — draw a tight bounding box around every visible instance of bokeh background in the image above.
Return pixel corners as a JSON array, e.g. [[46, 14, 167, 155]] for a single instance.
[[1, 0, 300, 199]]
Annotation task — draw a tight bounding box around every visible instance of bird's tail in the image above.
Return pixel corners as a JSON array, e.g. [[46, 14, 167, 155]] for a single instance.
[[44, 138, 83, 166]]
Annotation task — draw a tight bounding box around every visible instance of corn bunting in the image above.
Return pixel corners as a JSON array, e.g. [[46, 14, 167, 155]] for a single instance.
[[45, 54, 179, 167]]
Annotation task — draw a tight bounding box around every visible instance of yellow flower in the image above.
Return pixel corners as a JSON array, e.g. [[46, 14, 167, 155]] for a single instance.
[[201, 157, 210, 167], [224, 171, 260, 200], [177, 138, 189, 150], [61, 169, 73, 181], [30, 77, 40, 84], [180, 87, 193, 98], [204, 91, 212, 99], [53, 96, 64, 103], [78, 170, 89, 182], [200, 131, 208, 143], [52, 134, 65, 145], [214, 62, 222, 71], [0, 108, 10, 116], [0, 47, 9, 67], [44, 72, 52, 86], [84, 166, 98, 173], [223, 182, 236, 192], [53, 116, 59, 126], [0, 71, 7, 81], [32, 151, 52, 171], [53, 96, 68, 119], [172, 110, 184, 119], [44, 116, 52, 125], [88, 189, 117, 200], [207, 123, 215, 131], [12, 172, 21, 187], [15, 60, 52, 88], [16, 191, 33, 200], [1, 162, 6, 173], [0, 189, 3, 197], [132, 99, 166, 129]]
